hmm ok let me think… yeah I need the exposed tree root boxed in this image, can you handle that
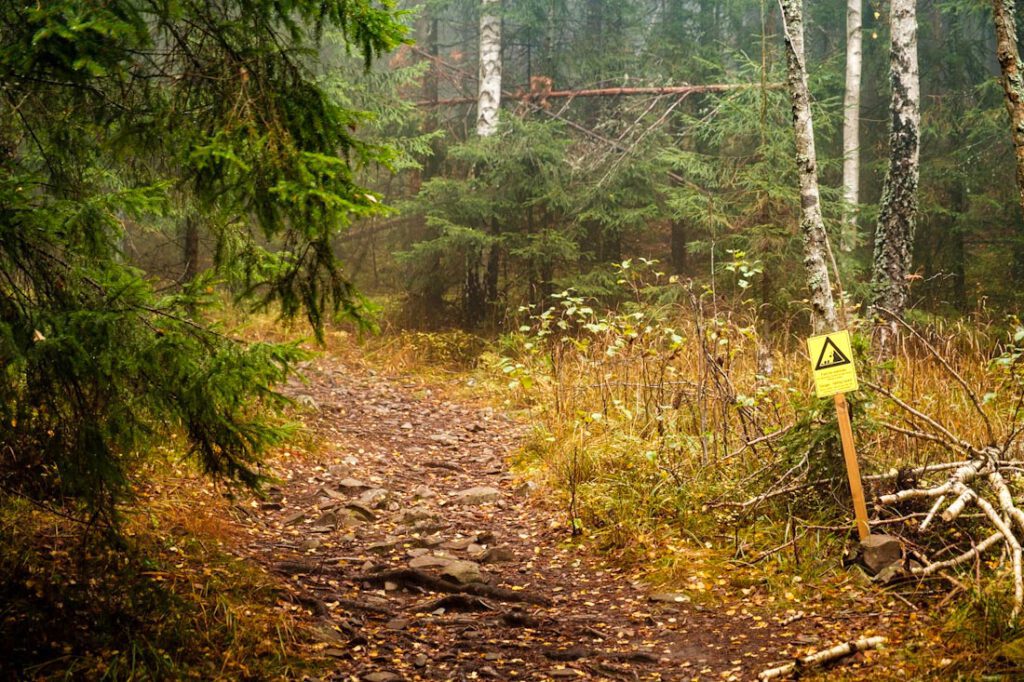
[352,568,551,605]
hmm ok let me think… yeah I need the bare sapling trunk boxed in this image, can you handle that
[477,0,502,137]
[182,214,199,282]
[871,0,920,352]
[777,0,839,334]
[992,0,1024,217]
[841,0,863,251]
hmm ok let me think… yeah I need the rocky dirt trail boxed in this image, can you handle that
[233,357,895,681]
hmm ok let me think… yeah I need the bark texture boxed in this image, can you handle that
[871,0,920,345]
[993,0,1024,217]
[477,0,502,137]
[182,214,199,282]
[777,0,839,334]
[841,0,863,251]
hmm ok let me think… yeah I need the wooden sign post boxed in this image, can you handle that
[807,330,870,541]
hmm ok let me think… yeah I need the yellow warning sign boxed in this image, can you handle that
[807,330,858,397]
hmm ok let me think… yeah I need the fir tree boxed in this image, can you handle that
[0,0,406,521]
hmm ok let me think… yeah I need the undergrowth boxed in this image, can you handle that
[0,457,322,680]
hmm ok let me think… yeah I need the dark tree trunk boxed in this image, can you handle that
[670,220,688,274]
[485,245,500,312]
[182,215,199,283]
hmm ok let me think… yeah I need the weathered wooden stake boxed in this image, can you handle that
[834,392,870,541]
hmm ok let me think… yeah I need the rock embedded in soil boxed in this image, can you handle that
[440,559,484,585]
[476,546,515,563]
[399,506,436,525]
[336,477,371,492]
[409,555,451,569]
[362,673,401,682]
[345,502,377,522]
[411,485,437,500]
[451,486,502,505]
[359,488,390,509]
[860,534,903,575]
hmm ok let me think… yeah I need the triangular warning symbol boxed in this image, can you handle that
[815,337,851,370]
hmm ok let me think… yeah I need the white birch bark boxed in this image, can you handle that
[777,0,839,334]
[841,0,863,252]
[871,0,920,348]
[477,0,502,137]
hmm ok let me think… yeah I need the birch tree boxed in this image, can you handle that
[992,0,1024,217]
[841,0,863,252]
[871,0,920,346]
[777,0,839,334]
[477,0,502,137]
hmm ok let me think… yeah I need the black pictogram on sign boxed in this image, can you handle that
[815,337,852,370]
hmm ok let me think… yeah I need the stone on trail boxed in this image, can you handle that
[399,506,436,525]
[368,536,404,554]
[336,477,371,492]
[362,673,401,682]
[411,485,437,500]
[359,488,390,509]
[440,559,484,585]
[440,537,475,551]
[451,486,502,505]
[476,546,515,563]
[429,433,459,446]
[860,534,903,575]
[475,530,498,544]
[345,502,377,522]
[409,555,451,569]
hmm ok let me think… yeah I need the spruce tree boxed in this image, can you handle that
[0,0,405,521]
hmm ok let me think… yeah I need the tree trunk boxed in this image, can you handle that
[470,0,503,326]
[670,219,688,274]
[182,214,200,283]
[477,0,502,137]
[993,0,1024,218]
[777,0,839,334]
[841,0,863,251]
[871,0,920,348]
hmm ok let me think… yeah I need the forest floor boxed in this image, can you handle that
[230,354,922,681]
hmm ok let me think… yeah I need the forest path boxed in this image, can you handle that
[236,357,887,681]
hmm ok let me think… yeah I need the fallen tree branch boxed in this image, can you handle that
[911,532,1003,577]
[757,635,886,680]
[877,460,986,505]
[414,83,777,106]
